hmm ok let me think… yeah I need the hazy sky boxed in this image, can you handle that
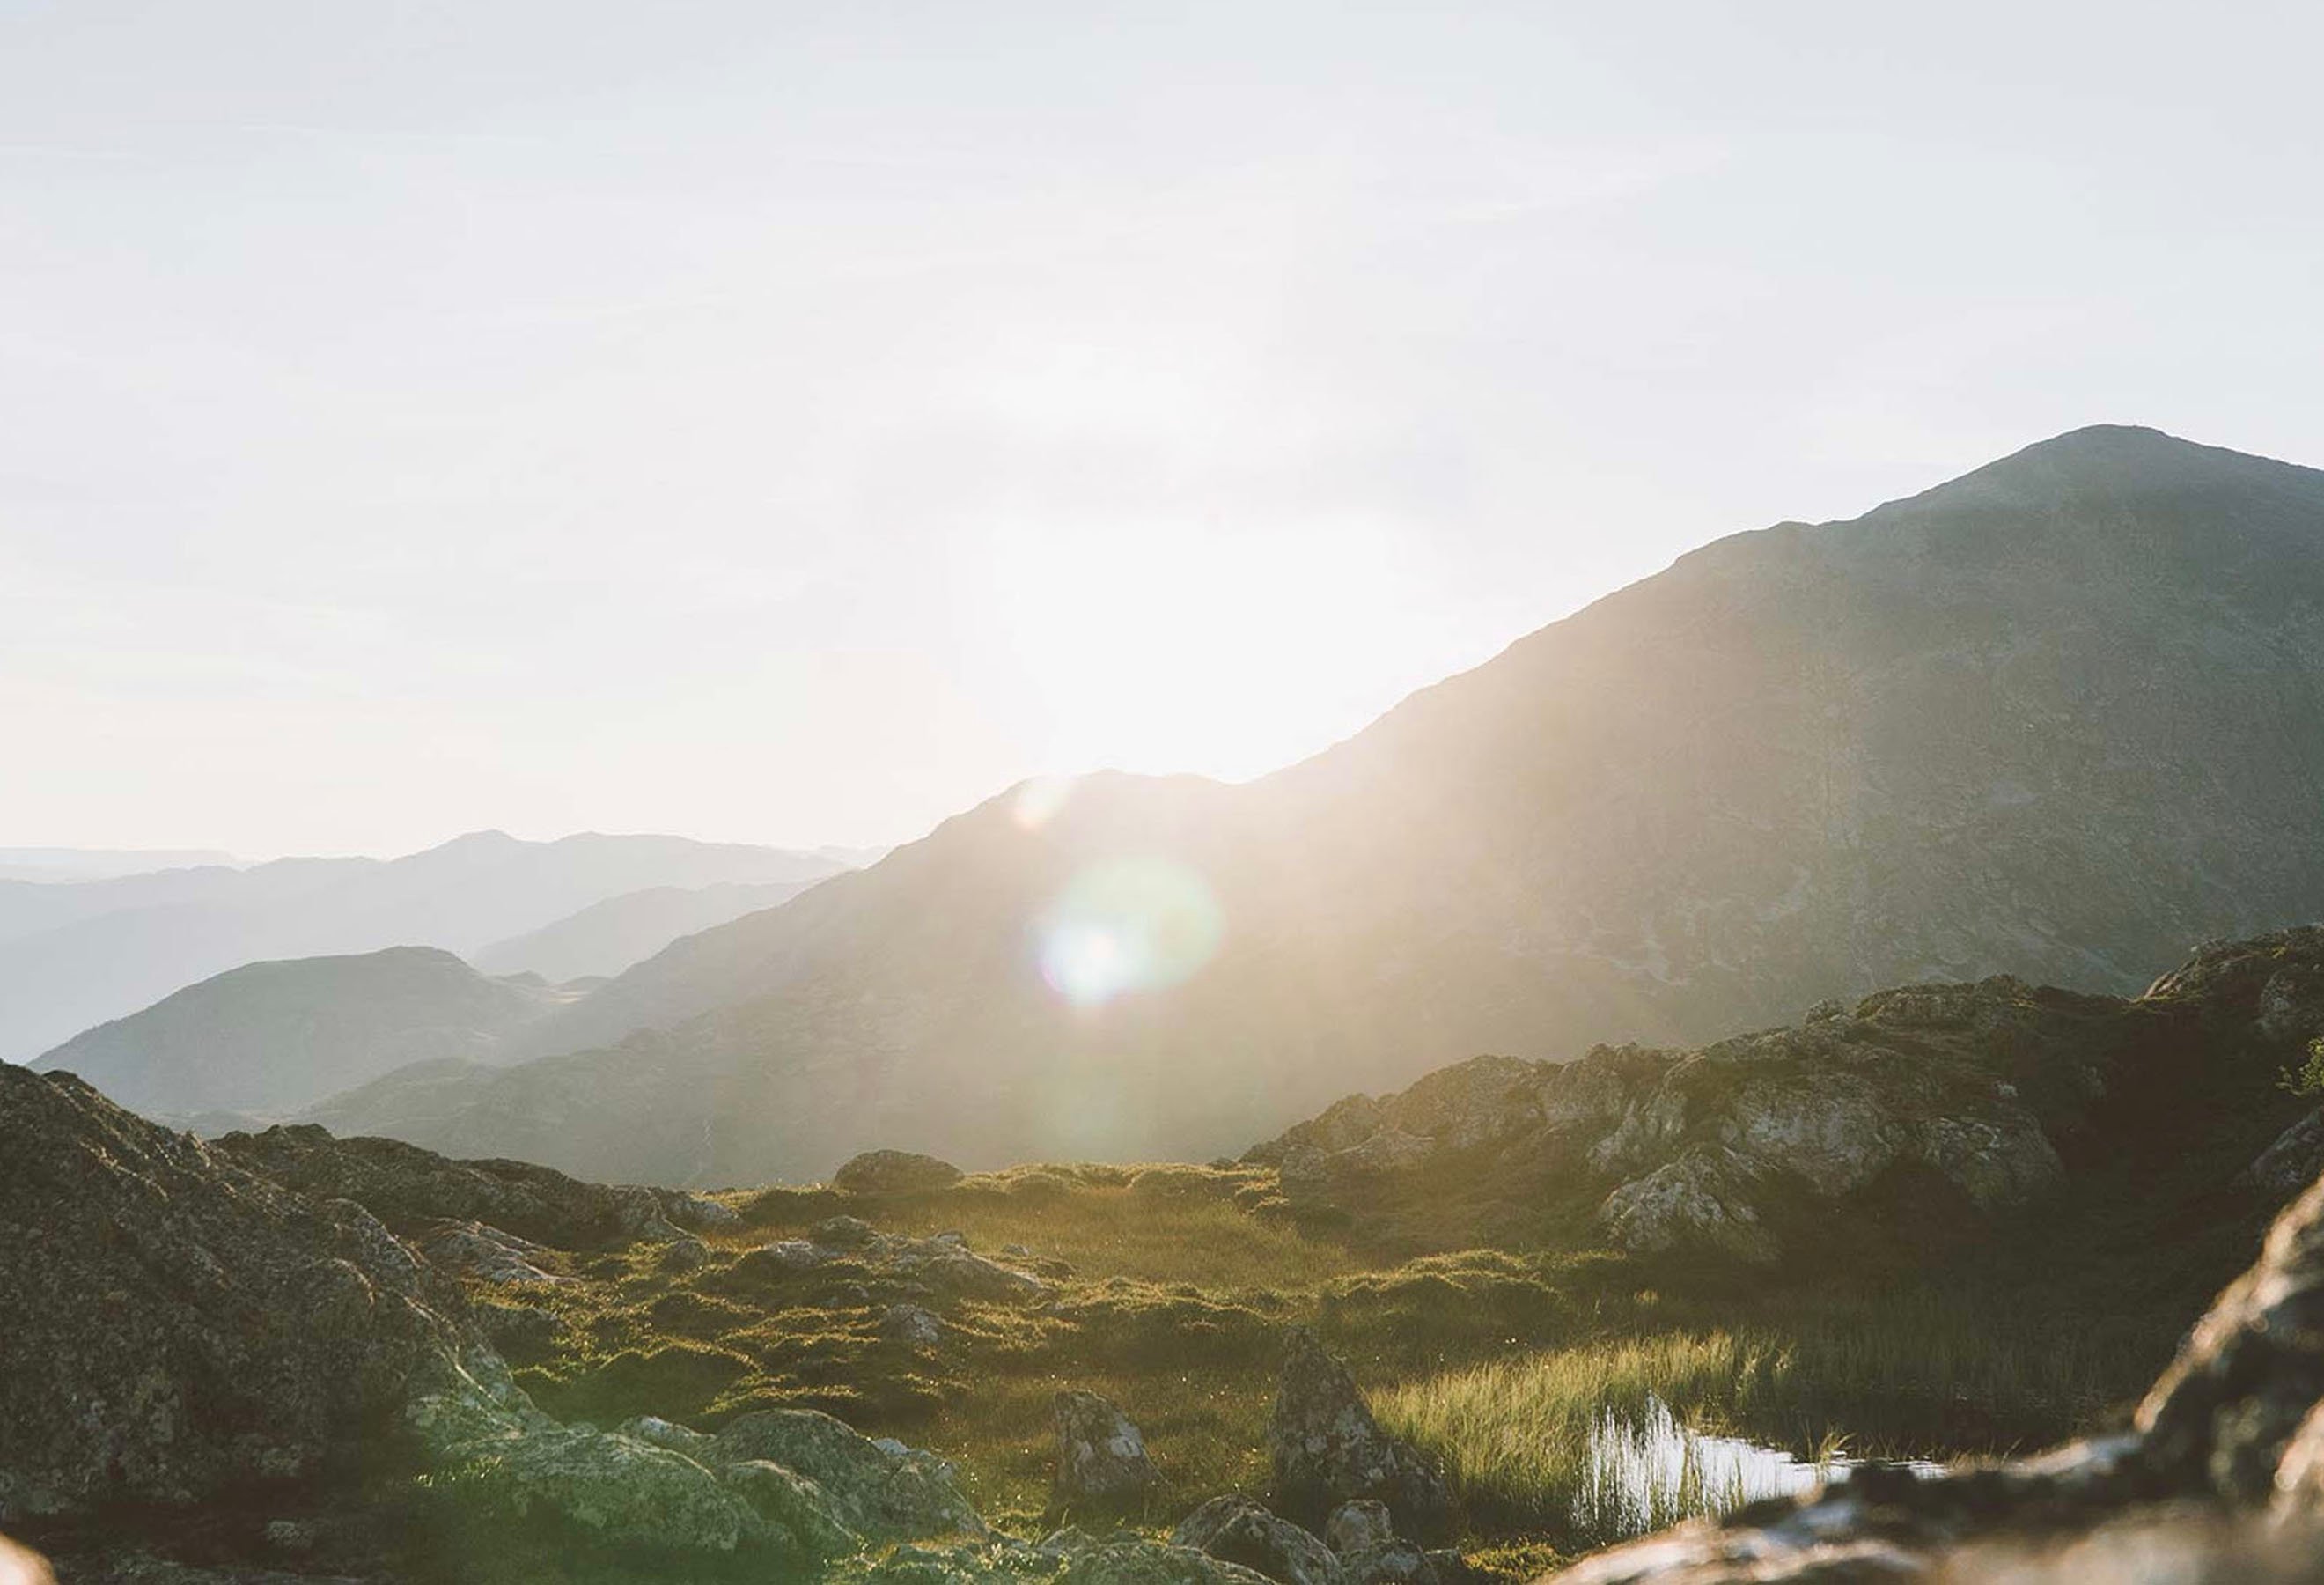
[4,1,2320,858]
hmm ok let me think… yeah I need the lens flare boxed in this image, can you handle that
[1036,856,1224,1009]
[1011,774,1077,830]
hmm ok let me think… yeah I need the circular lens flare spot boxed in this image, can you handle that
[1037,857,1224,1009]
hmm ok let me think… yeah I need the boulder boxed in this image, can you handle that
[0,1067,485,1522]
[1051,1391,1160,1516]
[1269,1331,1450,1540]
[710,1408,986,1541]
[834,1150,966,1197]
[2243,1108,2324,1199]
[1171,1496,1341,1585]
[1323,1502,1394,1555]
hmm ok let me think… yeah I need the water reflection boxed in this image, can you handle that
[1577,1393,1940,1539]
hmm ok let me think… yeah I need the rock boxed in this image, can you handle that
[834,1150,966,1197]
[1051,1391,1159,1516]
[1269,1330,1450,1541]
[424,1421,766,1554]
[2259,965,2324,1043]
[472,1298,563,1358]
[0,1067,486,1522]
[710,1408,986,1541]
[414,1218,570,1284]
[658,1234,713,1273]
[1595,1146,1779,1265]
[2242,1108,2324,1198]
[1803,997,1848,1022]
[1247,966,2126,1261]
[813,1214,886,1250]
[884,1304,945,1347]
[1336,1542,1437,1585]
[1323,1501,1395,1555]
[211,1124,725,1248]
[1171,1496,1341,1585]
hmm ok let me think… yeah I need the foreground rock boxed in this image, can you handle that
[0,1065,997,1580]
[1250,929,2324,1264]
[0,1066,483,1522]
[1549,1166,2324,1581]
[1173,1496,1340,1585]
[212,1122,733,1248]
[1052,1391,1160,1518]
[1270,1330,1451,1541]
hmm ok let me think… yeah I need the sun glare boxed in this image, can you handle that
[1035,855,1225,1009]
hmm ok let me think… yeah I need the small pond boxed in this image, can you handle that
[1576,1392,1944,1538]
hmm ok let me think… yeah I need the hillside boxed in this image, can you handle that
[469,879,824,983]
[314,427,2324,1186]
[32,947,574,1117]
[0,831,852,1062]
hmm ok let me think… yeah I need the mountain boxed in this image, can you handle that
[468,880,826,983]
[0,832,853,1062]
[0,846,242,882]
[31,946,574,1118]
[313,427,2324,1185]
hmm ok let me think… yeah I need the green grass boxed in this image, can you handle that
[474,1166,2210,1563]
[1373,1285,2170,1547]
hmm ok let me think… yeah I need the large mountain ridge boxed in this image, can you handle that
[196,428,2324,1183]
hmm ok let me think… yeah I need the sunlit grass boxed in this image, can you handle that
[494,1170,2190,1560]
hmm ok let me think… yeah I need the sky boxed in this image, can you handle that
[4,1,2320,859]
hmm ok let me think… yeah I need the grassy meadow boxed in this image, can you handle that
[481,1160,2203,1567]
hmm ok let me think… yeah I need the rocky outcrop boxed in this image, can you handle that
[1052,1391,1160,1517]
[0,1066,484,1522]
[1250,931,2324,1264]
[1548,1164,2324,1581]
[1269,1331,1451,1541]
[211,1123,732,1249]
[1173,1496,1341,1585]
[0,1063,1007,1581]
[834,1150,967,1197]
[2243,1108,2324,1198]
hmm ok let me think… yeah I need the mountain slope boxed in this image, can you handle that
[0,832,852,1061]
[468,879,825,983]
[32,946,571,1117]
[319,426,2324,1185]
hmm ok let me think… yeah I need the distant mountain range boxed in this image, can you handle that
[0,846,244,882]
[270,426,2324,1187]
[469,881,824,984]
[0,832,855,1062]
[34,946,569,1119]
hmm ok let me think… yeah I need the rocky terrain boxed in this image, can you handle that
[31,947,578,1120]
[1247,928,2324,1265]
[295,429,2324,1187]
[0,1061,1466,1584]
